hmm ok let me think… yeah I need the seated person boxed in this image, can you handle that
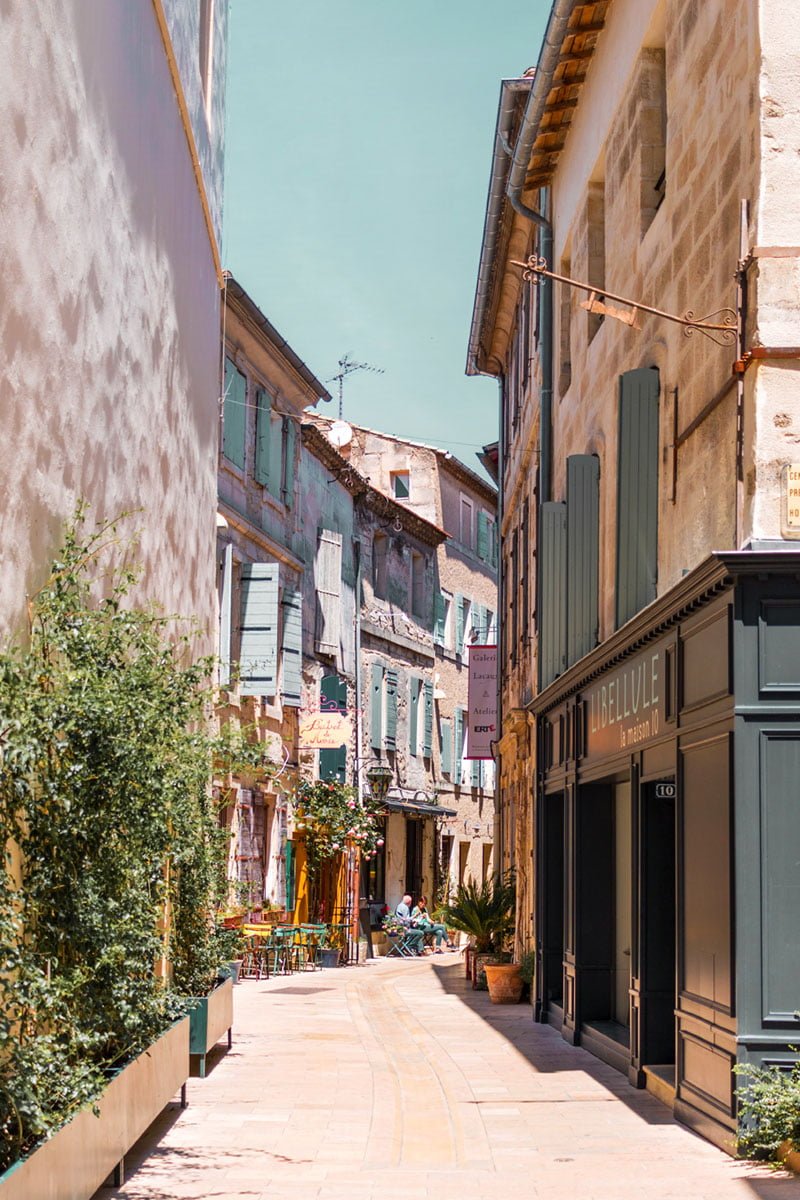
[411,895,449,952]
[395,893,425,955]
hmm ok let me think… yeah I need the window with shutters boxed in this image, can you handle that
[281,416,296,509]
[391,470,410,499]
[455,595,471,657]
[218,542,233,687]
[520,282,531,394]
[409,676,421,756]
[460,496,474,550]
[477,510,496,565]
[315,529,343,656]
[539,502,568,688]
[616,368,659,627]
[370,661,384,752]
[372,533,388,600]
[280,588,303,707]
[319,675,347,782]
[238,562,279,697]
[411,551,425,618]
[521,501,529,650]
[384,669,398,751]
[422,681,433,759]
[440,718,453,777]
[433,589,449,646]
[223,357,247,470]
[566,454,600,666]
[511,528,519,666]
[254,388,272,489]
[454,707,465,786]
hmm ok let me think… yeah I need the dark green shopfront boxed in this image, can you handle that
[531,550,800,1150]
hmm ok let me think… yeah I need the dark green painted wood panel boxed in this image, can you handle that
[223,357,246,469]
[239,562,279,696]
[616,367,659,628]
[385,669,398,750]
[539,502,567,688]
[280,588,303,707]
[255,388,271,486]
[319,674,347,782]
[566,454,599,667]
[370,662,384,751]
[423,681,433,758]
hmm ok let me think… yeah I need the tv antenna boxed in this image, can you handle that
[328,354,384,419]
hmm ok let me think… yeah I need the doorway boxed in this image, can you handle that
[614,782,632,1027]
[405,819,423,899]
[640,780,676,1069]
[542,791,565,1009]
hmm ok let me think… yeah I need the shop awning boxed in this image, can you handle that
[382,797,457,819]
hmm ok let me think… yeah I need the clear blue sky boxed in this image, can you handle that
[223,0,547,474]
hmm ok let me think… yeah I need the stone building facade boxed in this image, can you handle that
[217,277,331,911]
[310,419,499,909]
[468,0,800,1151]
[0,0,228,648]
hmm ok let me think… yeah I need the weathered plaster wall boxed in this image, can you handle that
[0,0,223,645]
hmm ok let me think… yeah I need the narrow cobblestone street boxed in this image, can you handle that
[102,956,798,1200]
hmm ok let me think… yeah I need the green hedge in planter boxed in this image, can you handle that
[0,509,262,1173]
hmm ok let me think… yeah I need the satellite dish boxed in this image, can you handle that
[328,420,353,449]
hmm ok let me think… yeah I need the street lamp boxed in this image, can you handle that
[365,762,393,803]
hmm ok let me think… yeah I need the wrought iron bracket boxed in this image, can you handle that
[512,256,738,346]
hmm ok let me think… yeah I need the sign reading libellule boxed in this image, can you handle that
[466,644,498,760]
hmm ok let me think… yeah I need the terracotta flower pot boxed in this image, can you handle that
[484,963,523,1004]
[778,1140,800,1173]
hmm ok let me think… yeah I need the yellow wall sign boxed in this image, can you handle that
[783,463,800,539]
[298,711,352,750]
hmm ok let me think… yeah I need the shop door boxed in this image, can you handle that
[640,780,676,1066]
[614,782,632,1027]
[541,791,565,1009]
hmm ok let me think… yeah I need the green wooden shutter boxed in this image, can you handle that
[455,595,465,655]
[268,411,283,500]
[319,674,347,782]
[285,839,296,910]
[370,662,384,751]
[539,502,567,689]
[385,669,398,750]
[441,719,452,776]
[282,416,296,508]
[409,676,421,755]
[280,587,302,707]
[223,358,246,469]
[477,511,489,561]
[315,529,343,656]
[219,542,233,687]
[454,707,464,785]
[486,608,495,644]
[255,389,271,486]
[566,454,600,667]
[239,562,279,696]
[423,681,433,758]
[434,591,446,645]
[616,367,659,628]
[471,758,481,788]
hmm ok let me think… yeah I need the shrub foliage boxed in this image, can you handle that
[0,510,236,1171]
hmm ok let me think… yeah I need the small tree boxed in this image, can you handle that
[440,875,515,954]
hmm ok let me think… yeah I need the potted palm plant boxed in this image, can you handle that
[441,875,517,998]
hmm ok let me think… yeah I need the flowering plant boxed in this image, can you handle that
[382,914,407,937]
[292,778,383,878]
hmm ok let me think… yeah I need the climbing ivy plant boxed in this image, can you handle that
[0,508,260,1172]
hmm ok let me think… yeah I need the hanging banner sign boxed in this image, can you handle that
[298,711,352,750]
[466,644,498,760]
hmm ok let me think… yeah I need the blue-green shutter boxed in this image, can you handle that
[489,519,498,569]
[223,358,246,469]
[616,367,659,628]
[566,454,600,667]
[486,609,495,644]
[454,707,464,785]
[423,681,433,758]
[441,719,452,776]
[409,676,421,755]
[539,502,567,689]
[285,839,296,910]
[239,562,279,696]
[268,411,283,500]
[280,588,302,707]
[477,511,489,561]
[255,389,271,486]
[434,592,446,645]
[385,669,398,750]
[219,542,233,687]
[471,758,481,788]
[370,662,384,751]
[282,416,296,508]
[319,674,347,782]
[455,595,465,655]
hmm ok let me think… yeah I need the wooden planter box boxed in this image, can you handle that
[0,1016,190,1200]
[188,974,233,1077]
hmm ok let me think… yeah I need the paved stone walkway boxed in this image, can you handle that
[101,955,799,1200]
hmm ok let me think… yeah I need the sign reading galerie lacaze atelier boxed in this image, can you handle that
[584,644,667,760]
[467,645,497,760]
